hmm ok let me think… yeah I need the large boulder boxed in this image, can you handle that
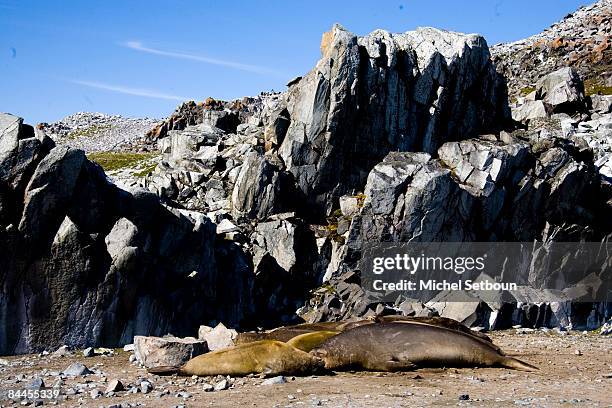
[279,25,509,215]
[231,151,289,220]
[535,67,586,113]
[134,336,208,368]
[511,100,550,123]
[197,323,238,351]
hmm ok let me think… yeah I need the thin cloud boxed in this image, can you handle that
[122,41,283,76]
[69,79,191,101]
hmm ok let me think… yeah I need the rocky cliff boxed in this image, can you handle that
[1,14,611,354]
[0,113,254,354]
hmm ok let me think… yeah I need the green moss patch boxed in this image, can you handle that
[519,86,536,97]
[87,152,158,172]
[584,78,612,96]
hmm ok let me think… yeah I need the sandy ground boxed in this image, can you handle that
[0,330,610,408]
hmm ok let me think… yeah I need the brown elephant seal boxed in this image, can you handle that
[148,340,325,377]
[375,315,492,342]
[311,323,537,372]
[286,330,340,352]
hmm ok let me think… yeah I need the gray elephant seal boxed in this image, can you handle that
[311,322,537,372]
[375,315,492,342]
[148,340,325,377]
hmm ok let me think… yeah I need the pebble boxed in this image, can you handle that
[62,362,93,376]
[27,377,45,389]
[90,389,102,399]
[202,383,214,392]
[214,379,229,391]
[140,380,153,394]
[83,347,95,357]
[459,394,470,401]
[52,345,71,357]
[262,376,286,385]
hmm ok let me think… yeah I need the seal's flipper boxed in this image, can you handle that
[383,358,417,372]
[147,365,181,376]
[364,355,417,372]
[501,357,539,372]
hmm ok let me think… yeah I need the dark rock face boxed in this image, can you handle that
[231,152,287,221]
[351,134,605,246]
[299,130,611,327]
[0,113,257,354]
[279,25,510,216]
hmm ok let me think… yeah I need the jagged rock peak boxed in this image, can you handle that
[280,24,509,216]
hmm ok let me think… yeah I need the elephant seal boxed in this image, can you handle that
[148,340,325,377]
[375,315,492,342]
[286,330,340,352]
[311,323,537,372]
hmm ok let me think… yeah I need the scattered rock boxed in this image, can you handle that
[26,378,45,390]
[90,389,102,399]
[176,391,192,399]
[133,336,208,368]
[105,379,124,393]
[262,376,287,385]
[62,363,93,376]
[511,100,549,123]
[197,323,238,351]
[140,380,153,394]
[214,379,229,391]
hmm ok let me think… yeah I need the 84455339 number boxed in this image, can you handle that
[3,388,61,400]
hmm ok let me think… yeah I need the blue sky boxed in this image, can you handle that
[1,0,589,123]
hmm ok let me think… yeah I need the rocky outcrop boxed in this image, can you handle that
[298,124,611,327]
[491,0,611,99]
[0,113,260,355]
[38,112,159,153]
[279,25,509,216]
[511,67,587,123]
[145,96,276,141]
